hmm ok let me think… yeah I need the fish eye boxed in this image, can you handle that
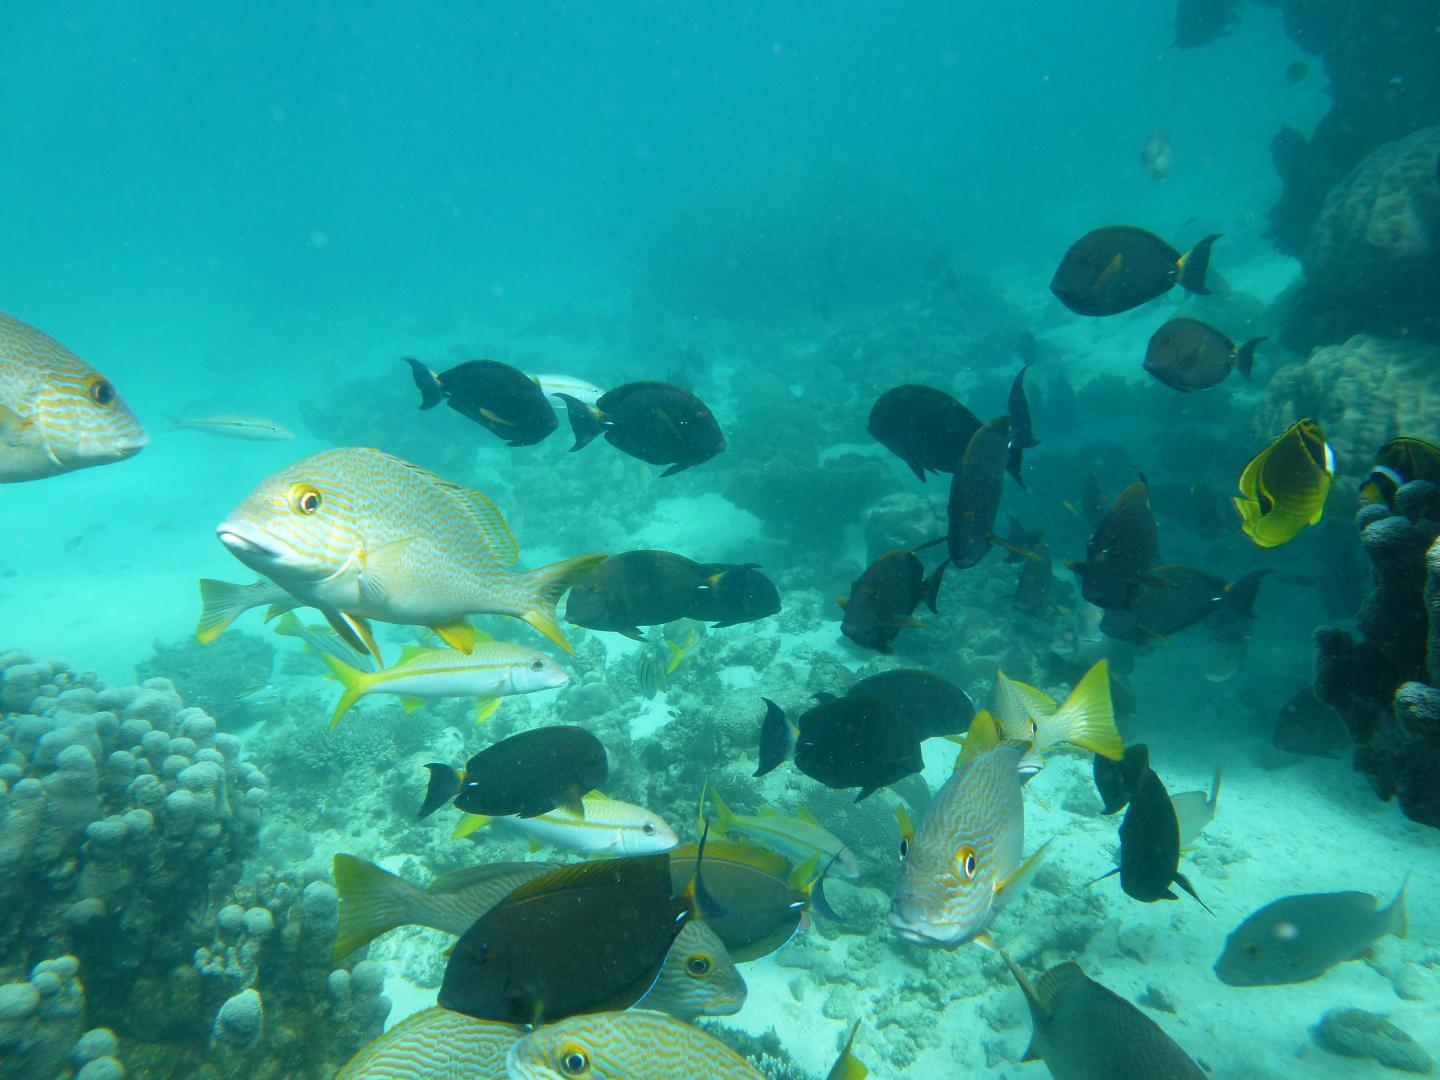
[529,659,545,672]
[899,838,910,858]
[955,845,977,881]
[558,1044,590,1075]
[87,376,116,406]
[290,484,322,515]
[1243,942,1262,957]
[686,954,712,977]
[641,822,656,835]
[1028,718,1038,737]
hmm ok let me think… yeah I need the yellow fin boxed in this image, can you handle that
[474,697,500,724]
[397,644,430,663]
[795,805,821,826]
[431,620,475,653]
[479,407,515,426]
[318,652,371,729]
[836,595,849,610]
[995,839,1051,907]
[521,553,607,655]
[1052,659,1121,760]
[704,784,734,835]
[825,1021,869,1080]
[399,696,426,714]
[451,813,493,840]
[896,804,915,849]
[789,851,822,891]
[331,854,422,961]
[959,709,1001,765]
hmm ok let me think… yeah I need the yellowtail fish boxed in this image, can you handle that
[195,577,299,644]
[990,659,1121,778]
[0,310,147,483]
[270,610,374,672]
[636,621,702,698]
[452,791,679,855]
[317,640,568,728]
[1171,765,1222,849]
[890,711,1046,948]
[1234,418,1333,547]
[337,1005,521,1079]
[533,373,604,409]
[704,785,860,880]
[165,414,294,440]
[505,1010,869,1080]
[216,447,605,655]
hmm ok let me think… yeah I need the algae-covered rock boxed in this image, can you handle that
[1312,1008,1434,1073]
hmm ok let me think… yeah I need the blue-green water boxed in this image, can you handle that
[2,3,1437,1078]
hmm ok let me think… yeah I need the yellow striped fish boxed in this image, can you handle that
[634,919,747,1019]
[990,659,1121,778]
[889,711,1047,948]
[0,310,147,483]
[451,791,678,855]
[336,1005,520,1079]
[216,447,605,654]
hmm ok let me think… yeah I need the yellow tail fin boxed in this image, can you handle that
[452,813,494,839]
[331,854,425,961]
[196,579,254,644]
[826,1020,869,1080]
[1053,659,1121,760]
[318,652,370,729]
[705,784,736,838]
[521,553,608,654]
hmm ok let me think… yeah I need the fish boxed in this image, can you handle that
[756,695,924,802]
[420,725,608,820]
[1001,954,1205,1080]
[557,381,725,476]
[1067,478,1160,611]
[1149,480,1229,541]
[0,309,148,483]
[990,659,1121,777]
[216,447,605,656]
[1360,436,1440,508]
[867,384,983,482]
[320,641,568,728]
[844,668,975,741]
[437,848,719,1024]
[1141,127,1173,181]
[1214,880,1407,986]
[704,785,860,880]
[165,414,295,440]
[1093,743,1150,815]
[405,357,557,447]
[838,549,939,653]
[1272,685,1351,758]
[336,1005,522,1079]
[890,711,1044,948]
[1234,418,1334,547]
[942,415,1013,571]
[1002,516,1044,565]
[565,550,717,640]
[1174,0,1242,48]
[1099,565,1267,645]
[532,373,604,409]
[1143,318,1264,392]
[1095,766,1208,909]
[1050,227,1219,317]
[685,563,781,629]
[666,841,814,962]
[451,791,679,855]
[632,919,748,1020]
[635,649,667,699]
[195,577,300,644]
[1170,766,1222,849]
[1006,368,1039,487]
[270,610,375,672]
[1013,532,1054,616]
[1284,59,1309,83]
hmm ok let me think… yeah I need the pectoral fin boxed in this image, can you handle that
[432,620,477,653]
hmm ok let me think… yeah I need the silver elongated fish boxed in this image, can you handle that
[890,711,1045,948]
[166,414,294,440]
[533,373,604,409]
[0,310,147,483]
[451,791,678,855]
[336,1005,520,1079]
[216,447,605,655]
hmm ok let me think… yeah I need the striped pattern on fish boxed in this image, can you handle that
[505,1010,767,1079]
[336,1005,519,1079]
[451,792,679,854]
[0,310,147,483]
[634,920,747,1019]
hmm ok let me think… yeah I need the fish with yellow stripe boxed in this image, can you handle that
[0,310,147,483]
[890,710,1047,948]
[451,791,679,855]
[989,659,1122,778]
[336,1005,520,1079]
[1234,418,1334,548]
[216,447,605,656]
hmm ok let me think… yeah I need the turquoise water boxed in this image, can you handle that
[2,3,1437,1078]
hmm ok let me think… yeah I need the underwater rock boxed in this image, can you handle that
[1312,1008,1434,1074]
[0,955,87,1080]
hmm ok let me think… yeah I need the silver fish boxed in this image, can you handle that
[337,1005,520,1079]
[166,414,294,440]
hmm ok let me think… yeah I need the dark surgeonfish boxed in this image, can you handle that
[1092,743,1150,816]
[1272,685,1351,758]
[1002,953,1205,1080]
[1067,479,1160,611]
[666,841,812,962]
[1360,436,1440,508]
[844,668,975,741]
[405,357,557,446]
[1006,368,1039,487]
[1234,418,1334,548]
[756,695,924,801]
[565,550,717,640]
[1143,317,1264,392]
[1215,881,1407,986]
[1096,766,1208,909]
[1174,0,1242,49]
[420,725,609,820]
[1149,480,1229,541]
[685,563,780,629]
[867,384,983,482]
[1050,226,1219,317]
[1099,565,1268,644]
[948,416,1012,568]
[558,381,725,476]
[839,549,939,654]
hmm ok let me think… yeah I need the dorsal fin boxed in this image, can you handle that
[959,709,1001,765]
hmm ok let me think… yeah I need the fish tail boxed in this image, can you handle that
[196,578,258,645]
[755,698,796,777]
[705,784,736,837]
[520,553,608,654]
[451,812,494,840]
[1235,337,1265,378]
[331,853,427,961]
[555,392,603,451]
[404,357,447,410]
[1385,872,1409,939]
[828,1021,870,1080]
[1208,764,1223,812]
[318,651,371,729]
[418,763,464,820]
[1054,659,1122,760]
[922,558,949,614]
[1175,233,1221,296]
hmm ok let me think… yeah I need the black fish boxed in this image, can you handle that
[1003,516,1044,565]
[839,549,938,654]
[867,385,983,482]
[405,357,557,446]
[420,725,609,820]
[944,415,1012,570]
[845,668,975,741]
[1143,317,1264,392]
[1006,367,1039,486]
[1174,0,1242,49]
[666,841,810,963]
[559,381,725,476]
[1050,227,1218,317]
[1068,478,1160,611]
[1273,685,1351,759]
[1093,743,1150,815]
[1149,480,1228,541]
[1360,437,1440,508]
[685,563,780,629]
[1097,766,1209,909]
[755,695,923,801]
[565,550,717,640]
[1100,564,1244,644]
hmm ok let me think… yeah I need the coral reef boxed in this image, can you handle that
[1313,484,1440,827]
[136,631,275,732]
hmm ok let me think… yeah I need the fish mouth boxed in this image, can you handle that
[887,907,964,948]
[217,522,282,561]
